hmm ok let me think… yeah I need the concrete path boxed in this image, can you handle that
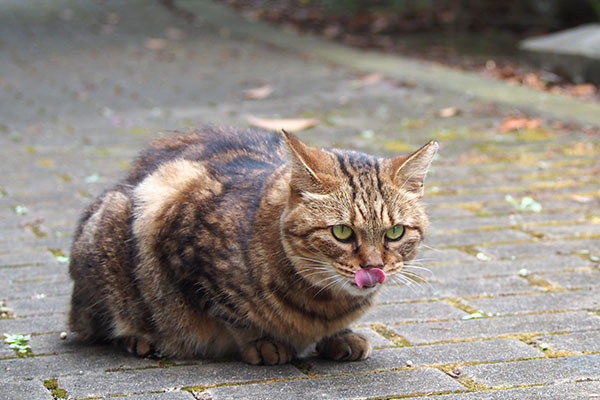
[1,1,599,399]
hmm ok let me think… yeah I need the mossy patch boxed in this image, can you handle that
[44,378,68,399]
[370,323,411,346]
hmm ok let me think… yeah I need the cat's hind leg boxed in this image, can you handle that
[115,335,154,357]
[227,327,296,365]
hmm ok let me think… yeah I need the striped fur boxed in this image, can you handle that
[68,127,437,364]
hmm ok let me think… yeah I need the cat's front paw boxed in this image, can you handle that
[316,329,371,361]
[241,339,295,365]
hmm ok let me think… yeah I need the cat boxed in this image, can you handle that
[68,127,438,365]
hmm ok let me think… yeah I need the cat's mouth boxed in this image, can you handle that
[354,268,386,289]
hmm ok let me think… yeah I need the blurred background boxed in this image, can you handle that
[218,0,600,98]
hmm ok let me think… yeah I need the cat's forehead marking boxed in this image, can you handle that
[331,150,393,234]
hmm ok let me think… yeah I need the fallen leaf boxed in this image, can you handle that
[359,73,384,86]
[569,194,593,204]
[438,107,460,118]
[165,27,186,40]
[498,117,541,133]
[571,83,597,97]
[243,84,273,100]
[246,115,318,132]
[145,38,168,50]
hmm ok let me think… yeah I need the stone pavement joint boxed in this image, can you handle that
[0,0,599,399]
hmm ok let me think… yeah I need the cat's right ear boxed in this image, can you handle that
[281,130,338,193]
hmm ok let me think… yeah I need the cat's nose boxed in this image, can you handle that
[360,248,384,269]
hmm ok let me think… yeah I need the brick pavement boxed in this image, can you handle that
[1,1,599,399]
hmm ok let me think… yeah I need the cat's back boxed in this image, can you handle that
[126,127,288,187]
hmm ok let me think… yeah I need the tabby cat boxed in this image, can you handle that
[68,127,437,365]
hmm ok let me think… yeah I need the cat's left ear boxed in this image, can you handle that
[387,140,438,197]
[281,130,338,193]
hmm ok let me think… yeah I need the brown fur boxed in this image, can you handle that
[68,127,438,364]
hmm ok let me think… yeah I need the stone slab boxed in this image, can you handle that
[543,270,600,289]
[464,289,600,315]
[380,275,541,303]
[1,278,72,300]
[0,252,55,268]
[1,347,155,380]
[5,295,70,317]
[392,311,600,344]
[357,301,467,324]
[0,379,54,400]
[402,380,600,399]
[121,392,196,400]
[59,362,304,399]
[426,229,532,248]
[425,255,590,281]
[538,331,600,353]
[0,315,67,336]
[207,369,465,400]
[475,240,600,261]
[308,339,542,375]
[351,327,395,348]
[461,355,600,387]
[520,23,600,85]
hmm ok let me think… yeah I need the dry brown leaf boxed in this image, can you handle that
[498,117,541,133]
[571,83,597,97]
[569,194,593,204]
[438,107,460,118]
[145,38,167,50]
[166,28,186,40]
[243,85,273,100]
[359,73,384,86]
[246,115,318,132]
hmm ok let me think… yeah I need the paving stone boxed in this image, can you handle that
[358,301,467,324]
[461,355,600,387]
[0,251,55,268]
[1,347,156,381]
[59,362,304,399]
[0,315,67,335]
[6,295,70,317]
[392,311,600,344]
[351,327,395,348]
[540,223,600,239]
[464,289,600,315]
[380,275,541,303]
[308,339,542,375]
[402,380,600,399]
[1,278,73,300]
[417,248,476,264]
[538,331,600,353]
[543,270,600,289]
[0,263,67,283]
[0,379,54,400]
[475,239,600,260]
[430,212,585,234]
[425,255,589,281]
[117,392,196,400]
[426,229,532,248]
[207,369,465,400]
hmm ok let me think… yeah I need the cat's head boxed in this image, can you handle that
[280,131,438,297]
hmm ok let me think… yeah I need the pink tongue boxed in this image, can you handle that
[355,268,386,289]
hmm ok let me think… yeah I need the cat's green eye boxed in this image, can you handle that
[332,225,354,241]
[385,225,405,241]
